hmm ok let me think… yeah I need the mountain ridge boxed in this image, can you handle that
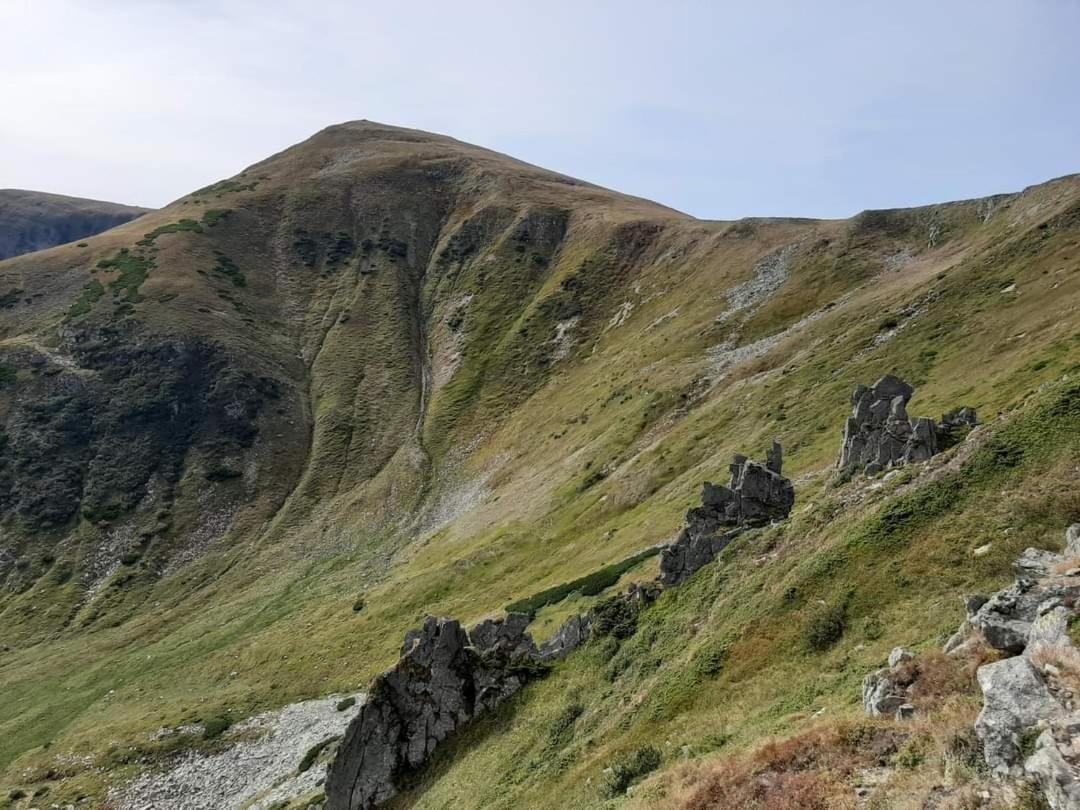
[0,122,1078,809]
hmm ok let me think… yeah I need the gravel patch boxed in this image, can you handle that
[113,693,364,810]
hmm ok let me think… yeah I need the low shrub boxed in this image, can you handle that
[600,745,661,797]
[804,601,847,651]
[505,546,660,615]
[336,697,356,712]
[298,736,339,773]
[202,715,231,739]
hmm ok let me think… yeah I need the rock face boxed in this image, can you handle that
[660,442,794,586]
[325,583,661,810]
[966,554,1080,656]
[955,525,1080,807]
[325,616,543,810]
[837,375,976,473]
[976,655,1060,777]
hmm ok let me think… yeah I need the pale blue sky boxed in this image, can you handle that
[2,0,1077,218]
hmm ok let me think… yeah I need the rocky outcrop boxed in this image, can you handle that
[976,655,1061,777]
[838,375,976,473]
[960,549,1080,656]
[325,616,545,810]
[660,442,794,586]
[955,525,1080,807]
[325,582,662,810]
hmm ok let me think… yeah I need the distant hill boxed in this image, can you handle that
[0,188,149,260]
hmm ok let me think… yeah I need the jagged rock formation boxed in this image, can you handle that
[0,188,148,260]
[326,584,660,810]
[325,615,544,810]
[838,375,976,473]
[947,525,1080,807]
[660,442,794,586]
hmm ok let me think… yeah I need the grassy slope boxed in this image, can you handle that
[0,123,1078,806]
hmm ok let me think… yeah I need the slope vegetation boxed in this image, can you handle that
[0,122,1078,808]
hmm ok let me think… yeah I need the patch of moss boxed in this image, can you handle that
[66,278,105,318]
[211,254,246,288]
[96,249,153,304]
[136,219,203,247]
[202,716,231,739]
[505,546,659,615]
[297,736,339,773]
[0,288,23,309]
[200,209,232,228]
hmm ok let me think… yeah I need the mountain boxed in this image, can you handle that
[0,189,149,260]
[0,121,1078,809]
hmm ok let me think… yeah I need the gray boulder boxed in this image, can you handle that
[537,614,592,662]
[863,667,908,718]
[862,647,919,718]
[975,655,1061,777]
[970,571,1080,655]
[1066,524,1080,557]
[1025,716,1080,810]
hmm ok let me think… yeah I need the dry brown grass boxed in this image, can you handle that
[646,647,1008,810]
[648,721,901,810]
[1051,555,1080,575]
[1030,641,1080,694]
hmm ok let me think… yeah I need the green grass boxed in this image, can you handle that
[211,253,246,287]
[0,288,23,309]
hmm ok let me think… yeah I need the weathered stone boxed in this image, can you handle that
[895,703,916,721]
[326,617,545,810]
[468,612,537,660]
[1066,524,1080,557]
[660,443,794,586]
[863,667,908,718]
[1025,715,1080,810]
[537,614,592,662]
[975,655,1061,778]
[971,574,1080,655]
[888,646,914,668]
[838,375,974,473]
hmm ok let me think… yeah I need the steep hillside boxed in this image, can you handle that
[0,122,1078,809]
[0,189,148,260]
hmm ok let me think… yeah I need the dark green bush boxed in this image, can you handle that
[505,546,659,615]
[599,745,661,797]
[804,601,847,651]
[298,736,339,773]
[202,715,231,739]
[336,697,356,712]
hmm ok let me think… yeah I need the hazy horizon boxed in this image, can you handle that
[3,0,1078,219]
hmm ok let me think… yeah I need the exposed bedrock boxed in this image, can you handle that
[660,441,794,586]
[837,374,976,474]
[325,585,660,809]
